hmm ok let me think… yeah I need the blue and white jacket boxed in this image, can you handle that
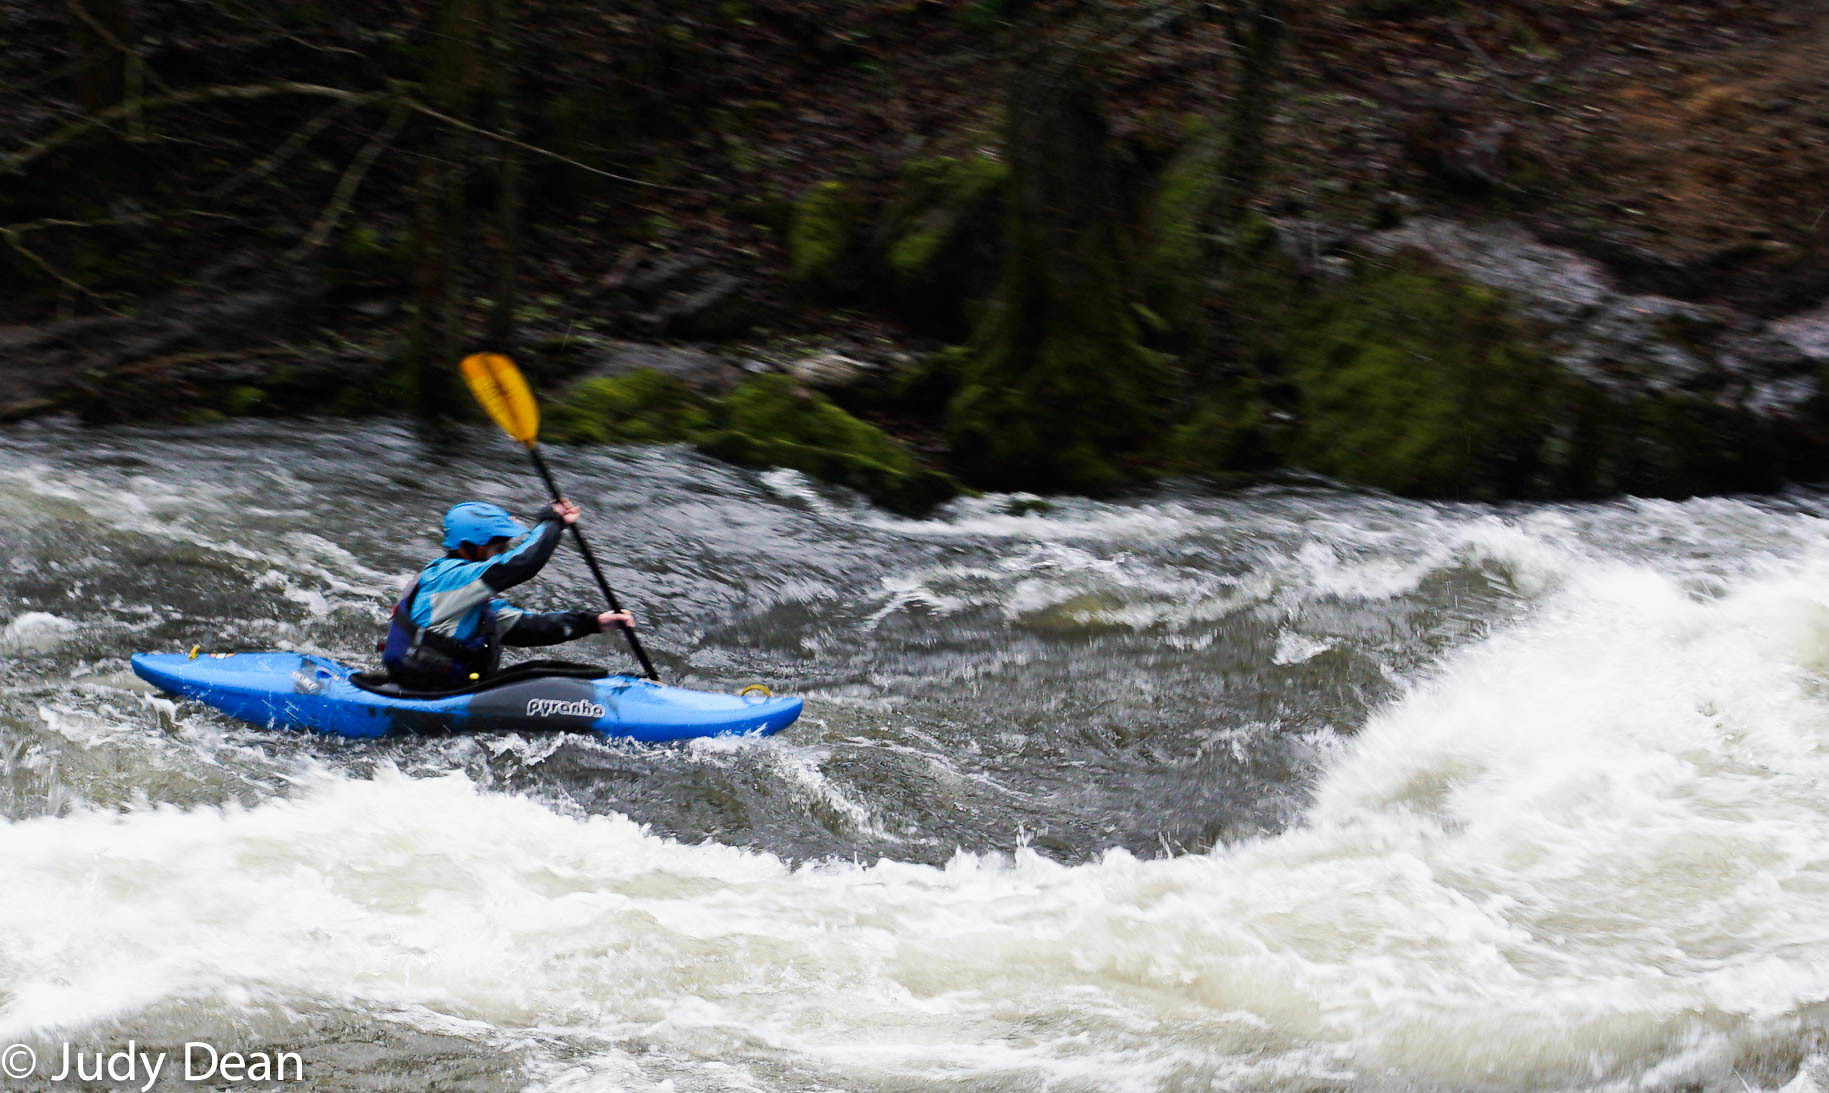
[382,514,602,686]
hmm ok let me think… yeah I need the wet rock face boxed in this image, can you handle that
[1360,217,1822,417]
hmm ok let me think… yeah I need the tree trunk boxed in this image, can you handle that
[944,33,1163,492]
[484,0,520,353]
[1184,0,1288,382]
[64,0,133,116]
[407,0,485,417]
[1215,0,1286,234]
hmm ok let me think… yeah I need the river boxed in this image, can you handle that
[4,417,1829,1092]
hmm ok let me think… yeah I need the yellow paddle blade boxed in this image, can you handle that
[460,352,539,447]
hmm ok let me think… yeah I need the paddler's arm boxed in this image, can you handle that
[479,507,567,592]
[495,603,637,646]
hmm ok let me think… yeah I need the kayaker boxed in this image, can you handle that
[381,499,635,690]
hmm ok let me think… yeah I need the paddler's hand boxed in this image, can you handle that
[550,499,582,525]
[598,610,635,632]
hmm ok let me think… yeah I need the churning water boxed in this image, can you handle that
[5,417,1829,1092]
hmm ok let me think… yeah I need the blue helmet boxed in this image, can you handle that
[442,501,528,550]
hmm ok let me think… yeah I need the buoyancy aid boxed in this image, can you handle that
[381,576,502,686]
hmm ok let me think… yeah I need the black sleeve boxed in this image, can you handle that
[481,514,563,592]
[500,610,603,647]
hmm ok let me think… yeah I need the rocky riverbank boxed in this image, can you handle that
[4,0,1826,508]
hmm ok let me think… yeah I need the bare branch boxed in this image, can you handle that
[2,82,379,176]
[209,97,362,199]
[3,209,242,235]
[0,226,123,313]
[289,104,410,258]
[1448,16,1535,80]
[398,98,702,193]
[63,0,160,87]
[3,80,691,195]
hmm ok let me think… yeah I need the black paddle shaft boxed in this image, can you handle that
[527,446,660,681]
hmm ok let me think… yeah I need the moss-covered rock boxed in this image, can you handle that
[701,374,961,514]
[880,154,1008,337]
[1255,247,1785,499]
[221,384,268,416]
[1166,376,1280,482]
[1281,253,1563,497]
[788,180,861,297]
[544,369,713,445]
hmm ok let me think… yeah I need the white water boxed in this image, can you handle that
[8,422,1829,1090]
[7,543,1829,1090]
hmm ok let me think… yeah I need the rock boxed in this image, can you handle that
[0,260,332,421]
[1771,301,1829,365]
[353,298,398,320]
[598,251,706,297]
[545,369,711,446]
[0,398,59,422]
[1369,190,1420,229]
[624,253,710,296]
[569,340,750,397]
[1360,217,1818,413]
[594,251,765,342]
[785,350,877,392]
[1316,255,1353,281]
[700,373,962,514]
[655,272,755,340]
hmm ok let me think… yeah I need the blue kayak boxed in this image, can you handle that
[131,652,801,742]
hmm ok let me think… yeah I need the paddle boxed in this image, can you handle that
[460,351,661,682]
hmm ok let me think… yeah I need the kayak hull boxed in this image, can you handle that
[130,652,800,742]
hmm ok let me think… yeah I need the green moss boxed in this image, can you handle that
[788,180,860,294]
[888,225,948,282]
[1280,253,1560,497]
[944,186,1167,494]
[1141,116,1221,332]
[955,0,1008,33]
[701,374,961,514]
[545,370,713,445]
[945,314,1167,495]
[1166,377,1278,481]
[640,212,680,242]
[905,154,1008,210]
[221,385,268,417]
[331,363,411,417]
[880,154,1008,336]
[333,224,413,285]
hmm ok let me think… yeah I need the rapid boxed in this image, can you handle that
[5,416,1829,1092]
